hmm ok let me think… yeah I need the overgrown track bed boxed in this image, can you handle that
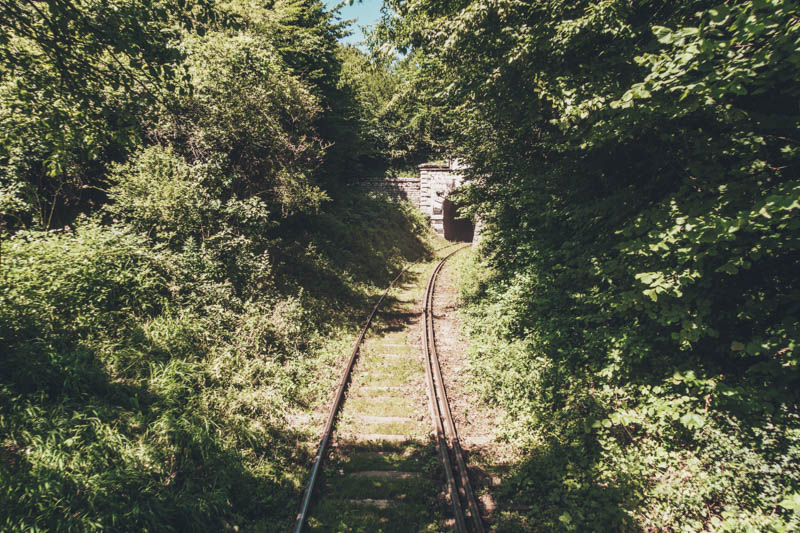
[294,243,464,532]
[422,246,484,533]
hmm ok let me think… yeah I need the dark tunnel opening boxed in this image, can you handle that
[442,198,474,242]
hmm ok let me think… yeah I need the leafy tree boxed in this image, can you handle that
[151,30,328,218]
[334,43,439,173]
[384,0,800,529]
[0,0,222,228]
[0,0,439,530]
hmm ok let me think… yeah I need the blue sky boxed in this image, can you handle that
[324,0,385,46]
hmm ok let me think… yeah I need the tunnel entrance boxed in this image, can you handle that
[442,198,475,242]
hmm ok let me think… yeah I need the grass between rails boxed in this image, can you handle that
[0,193,435,532]
[306,243,453,532]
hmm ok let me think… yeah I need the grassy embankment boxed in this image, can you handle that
[457,247,799,532]
[1,193,434,531]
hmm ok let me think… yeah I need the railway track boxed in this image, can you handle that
[422,246,485,533]
[294,243,481,532]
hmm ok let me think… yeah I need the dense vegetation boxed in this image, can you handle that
[4,0,799,530]
[382,0,800,530]
[0,0,433,530]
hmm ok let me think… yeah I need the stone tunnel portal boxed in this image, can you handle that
[442,197,474,242]
[359,160,481,245]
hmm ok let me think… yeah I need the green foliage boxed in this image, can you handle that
[387,0,800,530]
[219,0,380,181]
[0,223,307,531]
[154,29,328,217]
[335,44,445,170]
[0,0,436,529]
[333,45,397,173]
[285,192,431,287]
[0,193,432,530]
[0,0,349,230]
[0,0,220,228]
[108,146,212,241]
[1,223,166,363]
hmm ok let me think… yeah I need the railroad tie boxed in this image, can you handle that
[349,470,420,479]
[346,433,421,443]
[355,415,419,424]
[347,499,399,509]
[358,385,405,392]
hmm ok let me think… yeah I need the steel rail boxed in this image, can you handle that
[293,241,464,532]
[422,245,485,533]
[422,247,468,533]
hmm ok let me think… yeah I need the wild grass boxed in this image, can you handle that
[0,192,433,531]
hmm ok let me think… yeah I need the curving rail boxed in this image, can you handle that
[293,242,463,532]
[422,245,485,533]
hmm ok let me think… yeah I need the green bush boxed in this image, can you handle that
[107,146,212,243]
[385,0,800,530]
[1,189,434,531]
[460,252,800,531]
[0,222,302,531]
[154,30,328,218]
[0,223,167,344]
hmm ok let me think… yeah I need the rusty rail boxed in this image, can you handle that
[293,241,463,532]
[422,245,485,533]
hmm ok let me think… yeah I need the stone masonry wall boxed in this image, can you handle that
[418,163,464,235]
[359,177,421,206]
[359,161,480,243]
